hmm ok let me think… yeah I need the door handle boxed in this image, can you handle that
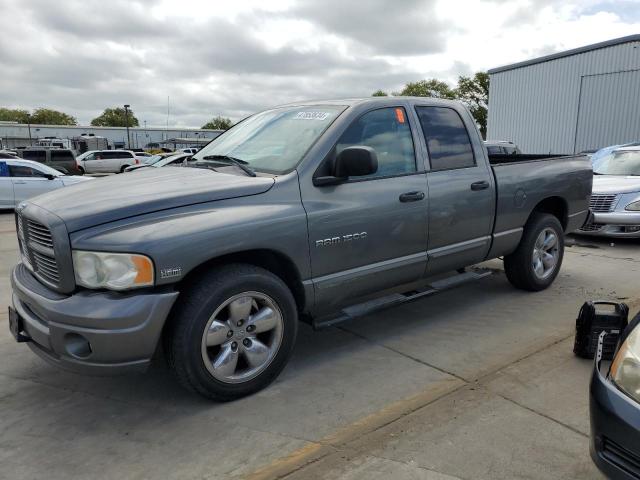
[399,191,425,203]
[13,181,26,184]
[470,181,490,191]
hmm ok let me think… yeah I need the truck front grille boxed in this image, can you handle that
[16,212,60,287]
[590,194,618,213]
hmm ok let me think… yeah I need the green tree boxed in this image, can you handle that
[455,72,489,138]
[0,108,31,123]
[30,108,77,125]
[394,79,456,99]
[91,107,140,127]
[371,90,388,97]
[202,116,233,130]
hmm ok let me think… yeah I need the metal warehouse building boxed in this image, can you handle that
[487,35,640,154]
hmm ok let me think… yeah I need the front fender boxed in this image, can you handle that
[69,178,311,287]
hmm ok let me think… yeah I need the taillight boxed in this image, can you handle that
[135,159,139,164]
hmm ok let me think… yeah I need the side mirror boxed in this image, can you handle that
[44,173,56,180]
[314,146,378,186]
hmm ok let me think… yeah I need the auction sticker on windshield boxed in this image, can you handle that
[294,111,331,120]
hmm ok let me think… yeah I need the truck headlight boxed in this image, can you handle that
[72,251,154,290]
[626,200,640,211]
[610,325,640,403]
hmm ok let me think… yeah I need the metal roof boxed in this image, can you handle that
[488,34,640,74]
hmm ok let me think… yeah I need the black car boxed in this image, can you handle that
[591,312,640,479]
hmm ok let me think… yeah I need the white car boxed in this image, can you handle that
[0,158,94,209]
[76,150,140,174]
[179,148,200,155]
[579,146,640,237]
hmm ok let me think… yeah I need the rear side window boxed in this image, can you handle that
[416,107,475,170]
[51,150,74,162]
[22,150,46,162]
[336,107,416,178]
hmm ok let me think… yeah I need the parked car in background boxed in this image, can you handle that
[76,150,139,174]
[8,97,592,400]
[0,151,19,159]
[19,148,81,175]
[124,153,192,172]
[579,146,640,237]
[179,148,200,155]
[590,312,640,479]
[484,140,522,155]
[590,142,640,165]
[0,158,93,209]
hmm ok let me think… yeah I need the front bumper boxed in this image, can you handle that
[590,360,640,479]
[11,263,179,375]
[579,211,640,238]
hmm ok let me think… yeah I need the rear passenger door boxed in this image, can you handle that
[415,105,495,275]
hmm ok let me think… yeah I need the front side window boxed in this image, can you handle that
[22,150,46,162]
[193,105,344,174]
[336,107,416,178]
[416,107,475,171]
[9,165,44,177]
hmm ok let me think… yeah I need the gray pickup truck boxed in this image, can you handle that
[9,98,592,400]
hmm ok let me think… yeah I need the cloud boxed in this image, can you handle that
[0,0,639,127]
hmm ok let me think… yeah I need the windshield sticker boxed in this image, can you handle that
[294,111,331,120]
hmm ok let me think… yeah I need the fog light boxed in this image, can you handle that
[64,333,92,359]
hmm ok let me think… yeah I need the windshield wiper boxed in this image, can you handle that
[201,155,256,177]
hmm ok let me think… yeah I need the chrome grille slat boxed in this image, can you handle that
[17,215,60,287]
[589,194,618,213]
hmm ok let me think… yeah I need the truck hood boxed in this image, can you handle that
[593,175,640,195]
[29,167,275,232]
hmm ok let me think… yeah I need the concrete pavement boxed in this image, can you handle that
[0,210,638,479]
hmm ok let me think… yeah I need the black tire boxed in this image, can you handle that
[77,166,85,175]
[504,213,564,291]
[165,264,298,401]
[120,165,130,173]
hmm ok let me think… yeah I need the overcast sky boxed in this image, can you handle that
[1,0,639,127]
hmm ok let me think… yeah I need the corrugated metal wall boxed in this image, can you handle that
[487,41,640,154]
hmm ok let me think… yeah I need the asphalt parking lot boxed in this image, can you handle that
[1,210,639,480]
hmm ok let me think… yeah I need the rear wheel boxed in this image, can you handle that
[166,264,298,401]
[504,213,564,291]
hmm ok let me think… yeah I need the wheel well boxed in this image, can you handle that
[177,250,306,313]
[530,197,568,230]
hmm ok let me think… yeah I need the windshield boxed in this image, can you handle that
[192,105,345,174]
[155,154,187,167]
[593,150,640,176]
[144,154,163,165]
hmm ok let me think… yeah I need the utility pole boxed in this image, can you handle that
[124,104,131,149]
[27,114,32,146]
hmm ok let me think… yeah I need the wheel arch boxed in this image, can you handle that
[528,196,568,231]
[175,249,306,314]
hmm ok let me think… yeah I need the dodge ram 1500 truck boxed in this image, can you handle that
[9,98,592,400]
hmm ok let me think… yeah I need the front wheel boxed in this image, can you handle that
[166,264,298,401]
[504,213,564,291]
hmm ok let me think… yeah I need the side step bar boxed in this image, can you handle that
[311,268,492,330]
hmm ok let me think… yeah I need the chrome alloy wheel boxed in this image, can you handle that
[532,227,560,280]
[200,292,284,384]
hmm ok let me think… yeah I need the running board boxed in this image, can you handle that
[311,268,492,330]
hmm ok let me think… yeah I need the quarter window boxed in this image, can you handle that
[336,107,416,178]
[416,107,475,170]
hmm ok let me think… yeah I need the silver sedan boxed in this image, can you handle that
[579,146,640,237]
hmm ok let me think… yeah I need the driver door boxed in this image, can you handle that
[301,106,429,315]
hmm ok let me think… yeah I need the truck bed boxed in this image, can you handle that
[488,153,586,165]
[486,153,592,259]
